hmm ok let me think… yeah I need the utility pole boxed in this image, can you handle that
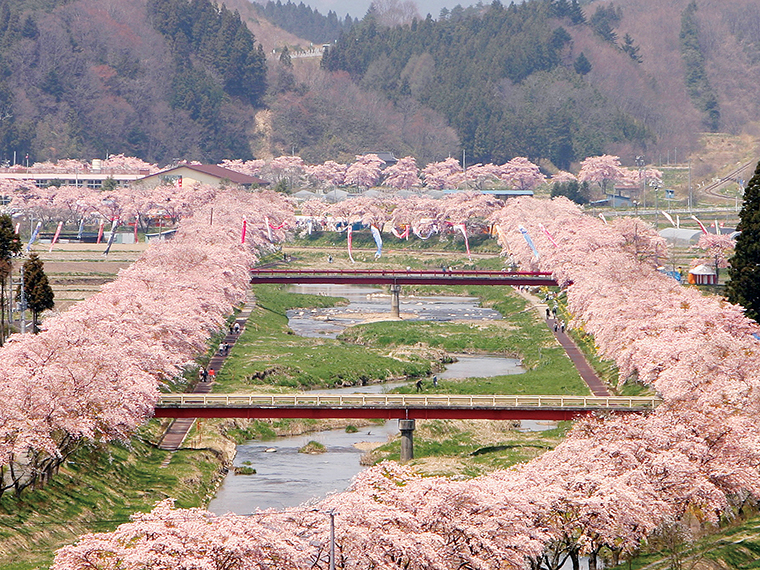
[688,159,692,212]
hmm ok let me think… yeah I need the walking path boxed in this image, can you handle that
[515,289,610,397]
[158,292,257,454]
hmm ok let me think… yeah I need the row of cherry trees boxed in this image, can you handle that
[222,153,662,193]
[0,187,293,498]
[49,195,760,569]
[2,154,661,195]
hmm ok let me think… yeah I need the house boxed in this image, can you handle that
[137,164,269,189]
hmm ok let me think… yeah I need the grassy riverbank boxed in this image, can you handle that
[213,285,431,390]
[0,422,225,570]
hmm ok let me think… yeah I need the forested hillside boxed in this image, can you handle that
[251,0,355,44]
[0,0,759,169]
[0,0,267,164]
[322,0,652,168]
[319,0,760,169]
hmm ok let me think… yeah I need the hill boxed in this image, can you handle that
[319,0,760,169]
[0,0,758,169]
[0,0,267,164]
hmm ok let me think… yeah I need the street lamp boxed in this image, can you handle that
[312,509,337,570]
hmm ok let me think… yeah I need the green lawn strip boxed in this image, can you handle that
[0,421,222,570]
[367,420,573,477]
[214,285,430,391]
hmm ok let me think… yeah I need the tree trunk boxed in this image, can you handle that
[589,550,598,570]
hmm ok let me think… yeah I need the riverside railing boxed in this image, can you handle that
[157,393,662,410]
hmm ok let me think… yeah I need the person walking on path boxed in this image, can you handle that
[208,368,216,382]
[416,379,423,392]
[433,376,438,388]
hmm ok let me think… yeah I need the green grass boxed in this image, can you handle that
[214,285,430,390]
[0,422,223,569]
[367,420,573,477]
[340,285,588,395]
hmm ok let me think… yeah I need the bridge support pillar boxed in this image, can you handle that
[390,284,401,318]
[399,418,415,462]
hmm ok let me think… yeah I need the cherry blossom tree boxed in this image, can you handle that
[692,233,735,280]
[550,171,577,184]
[578,155,630,197]
[265,155,306,189]
[499,157,545,191]
[344,154,384,189]
[219,159,266,177]
[101,154,159,174]
[305,160,347,188]
[382,156,420,190]
[421,157,462,190]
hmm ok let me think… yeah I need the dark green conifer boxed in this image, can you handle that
[0,213,21,344]
[20,253,54,334]
[727,161,760,321]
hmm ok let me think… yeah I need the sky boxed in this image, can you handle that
[297,0,473,20]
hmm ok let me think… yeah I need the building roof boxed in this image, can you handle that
[147,164,269,186]
[690,264,716,275]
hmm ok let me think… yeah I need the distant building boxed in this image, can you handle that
[659,228,704,246]
[372,152,398,167]
[478,189,535,200]
[0,164,145,189]
[137,164,269,189]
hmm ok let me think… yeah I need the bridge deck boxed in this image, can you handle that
[250,269,559,287]
[154,394,662,421]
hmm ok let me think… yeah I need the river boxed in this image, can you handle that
[208,284,548,515]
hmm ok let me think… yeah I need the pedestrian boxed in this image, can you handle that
[433,376,438,388]
[552,307,557,318]
[416,379,423,392]
[223,342,230,356]
[561,322,565,333]
[218,342,225,356]
[199,367,208,383]
[554,323,558,332]
[233,322,241,334]
[328,254,333,263]
[208,368,216,382]
[545,307,550,319]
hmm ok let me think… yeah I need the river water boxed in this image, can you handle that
[208,284,544,515]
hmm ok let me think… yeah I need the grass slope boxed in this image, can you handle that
[0,423,223,570]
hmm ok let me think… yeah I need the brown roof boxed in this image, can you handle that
[152,164,269,186]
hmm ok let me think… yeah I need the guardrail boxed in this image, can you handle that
[157,393,662,409]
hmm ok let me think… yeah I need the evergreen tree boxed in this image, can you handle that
[20,252,54,334]
[727,160,760,321]
[574,52,592,75]
[0,213,21,344]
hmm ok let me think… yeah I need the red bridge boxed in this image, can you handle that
[250,269,559,287]
[155,394,661,461]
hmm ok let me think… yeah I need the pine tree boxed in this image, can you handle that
[0,213,21,344]
[20,252,54,334]
[727,160,760,321]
